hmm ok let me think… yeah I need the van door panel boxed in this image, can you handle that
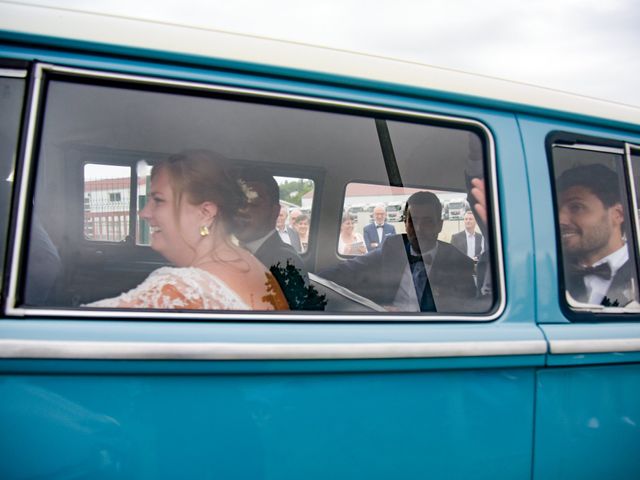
[518,115,640,479]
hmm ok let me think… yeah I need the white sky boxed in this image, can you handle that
[17,0,640,106]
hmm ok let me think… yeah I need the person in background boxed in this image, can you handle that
[234,167,320,310]
[276,205,302,252]
[293,213,310,253]
[557,163,637,307]
[338,213,367,255]
[363,203,396,251]
[88,150,288,310]
[451,210,483,262]
[320,191,476,312]
[289,208,302,229]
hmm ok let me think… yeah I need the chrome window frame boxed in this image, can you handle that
[5,62,506,321]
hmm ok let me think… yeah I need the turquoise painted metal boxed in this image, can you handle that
[534,364,640,480]
[0,367,537,479]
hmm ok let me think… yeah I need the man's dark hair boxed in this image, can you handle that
[403,191,443,219]
[236,166,280,206]
[557,164,621,207]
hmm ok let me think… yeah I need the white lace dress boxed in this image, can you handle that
[86,267,250,310]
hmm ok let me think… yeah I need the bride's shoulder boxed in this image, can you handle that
[146,266,224,289]
[165,266,249,308]
[86,266,249,310]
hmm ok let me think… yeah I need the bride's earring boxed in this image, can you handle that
[199,217,216,237]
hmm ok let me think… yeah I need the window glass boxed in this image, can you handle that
[83,164,131,242]
[333,122,494,314]
[21,77,495,315]
[0,76,25,292]
[551,145,640,312]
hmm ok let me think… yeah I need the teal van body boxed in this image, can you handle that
[0,3,639,479]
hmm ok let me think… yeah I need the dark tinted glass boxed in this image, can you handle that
[0,76,25,292]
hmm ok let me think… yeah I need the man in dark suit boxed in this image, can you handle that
[320,192,478,313]
[276,205,302,252]
[235,169,309,307]
[362,204,396,251]
[557,164,637,307]
[451,210,483,261]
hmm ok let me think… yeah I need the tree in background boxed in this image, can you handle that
[278,179,314,206]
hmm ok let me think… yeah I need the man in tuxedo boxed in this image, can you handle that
[451,210,483,262]
[276,205,302,252]
[363,204,396,251]
[557,164,637,307]
[235,169,308,303]
[320,192,477,312]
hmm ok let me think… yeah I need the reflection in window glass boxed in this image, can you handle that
[551,146,640,311]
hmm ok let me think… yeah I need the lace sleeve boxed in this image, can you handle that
[86,267,249,310]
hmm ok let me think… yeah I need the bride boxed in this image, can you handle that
[88,150,288,310]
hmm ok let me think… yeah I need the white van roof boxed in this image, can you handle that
[1,1,639,128]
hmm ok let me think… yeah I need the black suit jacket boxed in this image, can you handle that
[319,234,478,313]
[451,230,483,258]
[255,231,307,278]
[253,231,311,309]
[566,259,636,307]
[276,226,302,252]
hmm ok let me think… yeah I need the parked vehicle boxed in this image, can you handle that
[443,199,468,220]
[0,3,639,479]
[386,201,404,222]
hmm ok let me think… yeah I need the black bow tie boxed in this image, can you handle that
[568,262,612,280]
[376,224,384,229]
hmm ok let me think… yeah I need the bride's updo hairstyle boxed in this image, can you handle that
[151,150,246,237]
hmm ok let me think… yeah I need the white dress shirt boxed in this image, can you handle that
[391,243,438,312]
[465,231,476,258]
[584,244,628,304]
[277,227,292,245]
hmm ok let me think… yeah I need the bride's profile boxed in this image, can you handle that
[87,150,288,310]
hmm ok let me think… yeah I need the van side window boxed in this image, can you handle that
[550,144,640,313]
[18,74,497,316]
[0,75,25,293]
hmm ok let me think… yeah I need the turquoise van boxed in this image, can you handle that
[1,2,639,479]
